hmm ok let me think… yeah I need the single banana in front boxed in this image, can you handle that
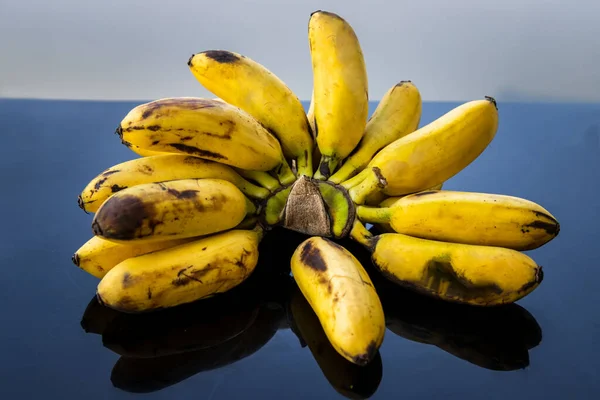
[188,50,314,177]
[97,228,263,312]
[329,81,422,184]
[356,190,560,250]
[73,236,197,279]
[345,97,499,203]
[290,236,385,365]
[91,179,252,243]
[360,232,543,306]
[117,97,296,184]
[79,154,270,213]
[309,11,369,179]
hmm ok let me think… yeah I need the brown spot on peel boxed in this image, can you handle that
[300,241,328,271]
[91,195,151,240]
[203,50,240,63]
[352,341,378,366]
[168,143,227,160]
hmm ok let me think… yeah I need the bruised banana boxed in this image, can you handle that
[73,236,197,279]
[97,228,263,312]
[329,81,422,184]
[92,179,252,243]
[357,190,560,250]
[79,154,270,213]
[344,97,499,203]
[289,285,383,398]
[352,228,543,306]
[309,11,369,179]
[117,97,296,184]
[189,50,314,177]
[291,237,385,365]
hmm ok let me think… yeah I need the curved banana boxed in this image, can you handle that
[330,81,422,183]
[91,179,251,243]
[79,155,270,213]
[97,228,263,312]
[73,235,197,279]
[309,11,369,179]
[234,169,281,192]
[357,190,560,250]
[364,233,543,306]
[290,285,383,398]
[117,97,296,184]
[290,237,385,365]
[345,97,499,203]
[188,50,314,177]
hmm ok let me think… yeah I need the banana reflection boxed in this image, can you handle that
[289,284,383,399]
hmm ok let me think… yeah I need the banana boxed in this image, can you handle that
[91,178,252,243]
[116,97,296,184]
[309,11,369,179]
[79,154,270,213]
[124,142,170,157]
[110,301,281,393]
[357,190,560,250]
[344,97,499,203]
[329,81,422,183]
[234,169,282,192]
[97,228,263,312]
[357,232,543,306]
[290,237,385,365]
[189,50,314,177]
[73,235,197,279]
[289,285,383,398]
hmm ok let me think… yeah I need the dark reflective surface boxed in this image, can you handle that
[1,99,599,399]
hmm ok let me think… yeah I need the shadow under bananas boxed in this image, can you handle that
[79,227,305,393]
[342,234,543,372]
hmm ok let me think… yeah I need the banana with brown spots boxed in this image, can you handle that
[290,236,385,365]
[116,97,296,185]
[97,227,263,312]
[91,178,253,243]
[78,154,270,213]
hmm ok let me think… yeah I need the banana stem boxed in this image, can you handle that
[236,169,281,192]
[245,197,258,215]
[356,206,391,224]
[349,219,375,250]
[276,159,297,186]
[314,155,339,180]
[252,224,266,242]
[349,167,387,205]
[236,179,271,200]
[340,168,370,190]
[296,151,314,178]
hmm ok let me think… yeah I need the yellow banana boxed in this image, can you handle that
[357,190,560,250]
[329,81,422,183]
[116,97,296,184]
[188,50,314,177]
[289,285,383,398]
[345,97,499,203]
[125,142,170,157]
[361,232,543,306]
[79,154,270,213]
[97,228,263,312]
[309,11,369,179]
[234,169,281,192]
[91,179,251,243]
[73,235,197,279]
[290,237,385,365]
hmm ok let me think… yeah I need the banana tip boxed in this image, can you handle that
[77,195,87,213]
[187,54,195,67]
[72,253,80,266]
[536,266,544,284]
[485,96,498,110]
[115,125,123,138]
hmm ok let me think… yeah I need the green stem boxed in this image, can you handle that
[245,197,258,215]
[340,168,370,190]
[356,206,391,224]
[235,169,281,192]
[349,167,387,205]
[276,159,297,186]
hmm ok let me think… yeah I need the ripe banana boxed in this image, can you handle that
[117,97,296,184]
[309,11,369,179]
[97,228,263,312]
[290,237,385,365]
[91,179,252,243]
[188,50,314,177]
[345,97,499,203]
[329,81,422,183]
[289,285,383,398]
[357,190,560,250]
[125,142,170,157]
[362,233,543,306]
[73,235,197,279]
[79,154,270,213]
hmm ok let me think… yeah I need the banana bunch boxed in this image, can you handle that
[72,8,561,382]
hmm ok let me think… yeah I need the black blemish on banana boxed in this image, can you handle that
[140,98,217,120]
[300,241,328,271]
[168,143,228,160]
[202,50,240,64]
[111,184,127,193]
[92,195,152,240]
